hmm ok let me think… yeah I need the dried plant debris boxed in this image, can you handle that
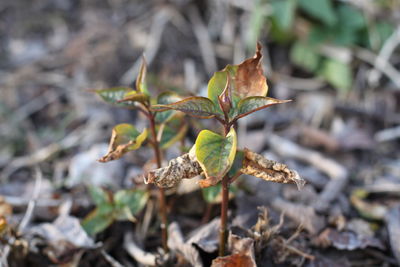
[272,198,325,235]
[385,205,400,265]
[145,148,304,190]
[145,150,202,188]
[241,149,305,190]
[29,215,98,264]
[314,228,385,251]
[168,219,219,266]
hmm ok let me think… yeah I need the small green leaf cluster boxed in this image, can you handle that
[82,186,148,236]
[151,44,290,188]
[92,59,187,163]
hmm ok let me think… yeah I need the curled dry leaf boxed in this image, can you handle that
[241,149,305,190]
[234,42,268,99]
[145,149,202,188]
[98,124,148,163]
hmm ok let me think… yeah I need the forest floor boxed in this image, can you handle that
[0,0,400,266]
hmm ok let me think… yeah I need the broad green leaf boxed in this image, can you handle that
[88,186,111,206]
[271,0,297,31]
[320,59,352,93]
[159,123,188,149]
[114,189,149,220]
[154,92,182,123]
[118,91,149,104]
[235,96,291,120]
[195,128,237,187]
[99,124,148,162]
[82,208,114,236]
[152,97,220,119]
[93,87,136,108]
[298,0,337,26]
[290,41,320,72]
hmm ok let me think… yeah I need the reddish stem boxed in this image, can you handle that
[148,113,169,253]
[219,124,231,256]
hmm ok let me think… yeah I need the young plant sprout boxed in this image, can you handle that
[90,58,188,252]
[146,43,304,256]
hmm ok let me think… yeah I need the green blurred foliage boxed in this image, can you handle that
[249,0,395,93]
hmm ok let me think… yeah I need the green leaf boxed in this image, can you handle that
[202,184,222,203]
[195,128,237,187]
[290,41,320,72]
[271,0,297,31]
[154,92,182,123]
[136,57,150,95]
[118,91,149,104]
[114,189,149,220]
[228,150,245,177]
[159,123,188,149]
[99,124,148,162]
[337,4,365,31]
[320,59,352,93]
[82,208,114,236]
[152,97,221,119]
[202,184,238,204]
[235,96,291,120]
[208,65,238,109]
[88,186,111,206]
[93,87,136,108]
[298,0,337,26]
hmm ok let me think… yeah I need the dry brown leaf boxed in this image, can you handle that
[211,254,255,267]
[240,149,305,189]
[98,125,147,163]
[98,141,135,163]
[145,150,202,188]
[234,42,268,98]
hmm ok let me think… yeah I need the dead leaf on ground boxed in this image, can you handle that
[314,228,385,250]
[272,198,325,235]
[29,215,98,264]
[385,205,400,265]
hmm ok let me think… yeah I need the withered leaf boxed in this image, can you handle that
[98,124,148,163]
[234,42,268,99]
[240,149,305,190]
[145,148,202,188]
[211,254,256,267]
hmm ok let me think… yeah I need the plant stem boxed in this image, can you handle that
[219,124,231,256]
[219,174,229,256]
[148,113,169,253]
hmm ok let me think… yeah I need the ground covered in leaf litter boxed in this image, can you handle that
[1,0,400,266]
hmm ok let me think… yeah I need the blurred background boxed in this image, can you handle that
[1,0,400,266]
